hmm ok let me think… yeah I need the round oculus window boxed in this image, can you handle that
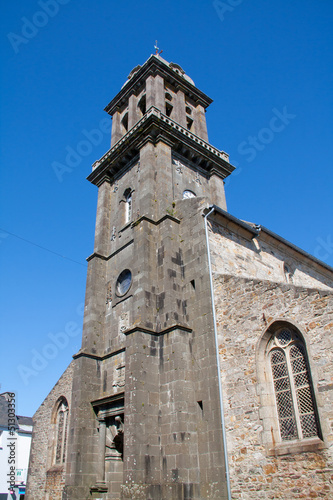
[116,269,132,296]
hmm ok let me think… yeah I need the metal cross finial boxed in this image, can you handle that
[154,40,163,56]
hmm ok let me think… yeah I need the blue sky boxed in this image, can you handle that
[1,0,332,417]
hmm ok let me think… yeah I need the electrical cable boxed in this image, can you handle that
[0,227,87,267]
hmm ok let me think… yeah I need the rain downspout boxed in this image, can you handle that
[204,206,231,500]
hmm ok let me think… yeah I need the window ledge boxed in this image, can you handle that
[268,437,325,456]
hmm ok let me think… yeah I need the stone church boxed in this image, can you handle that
[26,54,333,499]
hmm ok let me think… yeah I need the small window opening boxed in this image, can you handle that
[186,117,194,131]
[138,94,146,116]
[166,102,173,117]
[165,92,173,102]
[284,263,295,284]
[197,401,203,412]
[190,279,196,290]
[124,189,132,223]
[186,106,192,115]
[121,112,128,133]
[183,190,196,199]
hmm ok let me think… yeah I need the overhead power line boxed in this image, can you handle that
[0,228,87,267]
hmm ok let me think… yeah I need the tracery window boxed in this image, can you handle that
[269,327,320,442]
[54,398,69,465]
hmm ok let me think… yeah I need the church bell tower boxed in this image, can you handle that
[64,54,235,500]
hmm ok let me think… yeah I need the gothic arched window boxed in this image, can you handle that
[54,398,69,465]
[268,326,321,442]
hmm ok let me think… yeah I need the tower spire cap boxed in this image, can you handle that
[122,54,195,88]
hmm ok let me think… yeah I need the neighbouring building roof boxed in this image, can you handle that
[0,394,33,431]
[16,415,33,427]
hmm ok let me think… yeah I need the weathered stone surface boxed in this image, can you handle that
[210,213,333,500]
[25,363,74,500]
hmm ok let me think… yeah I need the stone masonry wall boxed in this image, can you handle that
[212,272,333,499]
[209,216,333,499]
[209,220,332,291]
[26,362,74,500]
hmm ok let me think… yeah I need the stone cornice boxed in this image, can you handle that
[91,392,124,409]
[72,321,192,360]
[86,214,180,263]
[133,214,180,226]
[73,347,125,361]
[124,322,192,336]
[88,106,235,186]
[86,252,109,262]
